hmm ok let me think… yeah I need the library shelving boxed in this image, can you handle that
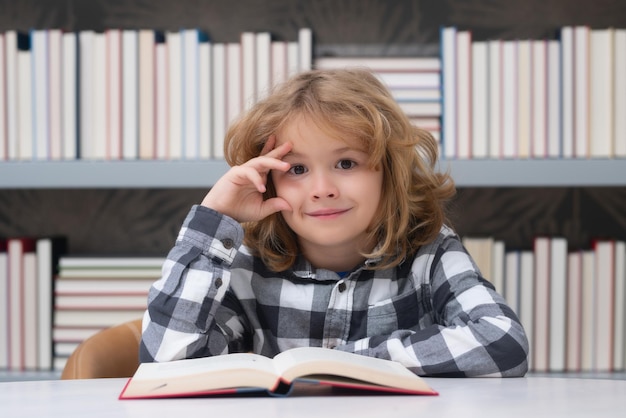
[1,0,626,379]
[1,159,626,189]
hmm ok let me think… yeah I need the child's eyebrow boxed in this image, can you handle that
[284,146,365,158]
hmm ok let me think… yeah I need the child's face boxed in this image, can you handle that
[271,115,383,270]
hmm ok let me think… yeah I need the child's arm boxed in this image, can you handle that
[336,229,529,377]
[139,205,249,362]
[141,138,292,363]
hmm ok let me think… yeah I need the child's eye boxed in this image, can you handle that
[336,159,357,170]
[288,165,307,175]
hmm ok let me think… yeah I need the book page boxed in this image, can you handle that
[122,353,279,398]
[273,347,432,392]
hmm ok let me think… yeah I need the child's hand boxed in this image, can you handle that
[201,136,293,222]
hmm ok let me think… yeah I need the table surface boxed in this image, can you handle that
[1,376,625,418]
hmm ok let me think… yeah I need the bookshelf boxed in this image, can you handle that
[1,159,626,188]
[1,0,626,378]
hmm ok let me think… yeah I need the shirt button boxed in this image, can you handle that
[221,238,234,249]
[215,278,223,288]
[338,282,346,292]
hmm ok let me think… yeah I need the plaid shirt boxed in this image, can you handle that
[140,205,529,377]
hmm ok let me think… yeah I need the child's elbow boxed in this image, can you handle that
[491,323,530,377]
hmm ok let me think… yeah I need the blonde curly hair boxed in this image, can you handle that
[224,68,456,271]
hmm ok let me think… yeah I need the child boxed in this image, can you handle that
[140,68,529,377]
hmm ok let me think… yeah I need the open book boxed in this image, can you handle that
[119,347,438,399]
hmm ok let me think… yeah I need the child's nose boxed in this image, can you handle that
[311,173,339,199]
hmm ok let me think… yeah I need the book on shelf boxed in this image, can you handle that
[78,30,94,160]
[390,88,440,102]
[55,293,148,310]
[106,28,123,160]
[531,39,547,159]
[471,40,488,159]
[31,29,49,161]
[548,237,567,372]
[594,240,616,372]
[48,29,63,160]
[461,236,506,291]
[138,29,155,160]
[501,40,517,159]
[226,42,242,127]
[396,101,441,117]
[615,29,626,158]
[52,255,157,369]
[240,31,256,110]
[546,40,561,159]
[166,30,183,160]
[58,256,164,269]
[517,251,535,367]
[198,33,212,160]
[1,236,66,371]
[438,24,626,161]
[121,29,138,160]
[2,25,626,163]
[0,32,6,161]
[532,237,551,372]
[212,42,226,159]
[154,32,168,159]
[54,308,144,328]
[7,237,37,371]
[314,55,442,125]
[580,250,595,372]
[314,56,441,72]
[376,72,439,90]
[487,39,502,159]
[63,30,78,160]
[271,40,288,87]
[504,251,520,316]
[298,28,312,73]
[22,251,38,370]
[286,41,299,78]
[573,25,590,159]
[92,31,107,160]
[560,26,574,158]
[0,240,7,368]
[566,251,583,371]
[17,32,33,161]
[54,277,156,294]
[255,31,272,102]
[4,31,18,160]
[182,28,204,160]
[455,30,471,159]
[119,347,438,399]
[461,234,625,374]
[440,26,457,160]
[614,241,626,371]
[53,326,106,343]
[54,258,159,291]
[516,39,531,159]
[36,237,68,370]
[589,28,614,158]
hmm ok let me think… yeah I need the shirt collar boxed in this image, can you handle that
[290,252,384,281]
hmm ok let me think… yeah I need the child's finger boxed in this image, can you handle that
[259,135,276,156]
[245,155,291,174]
[263,140,292,160]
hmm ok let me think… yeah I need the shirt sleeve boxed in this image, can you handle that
[139,205,248,363]
[336,230,530,377]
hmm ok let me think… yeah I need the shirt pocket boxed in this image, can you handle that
[364,284,433,336]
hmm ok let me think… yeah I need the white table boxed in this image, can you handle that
[1,376,625,417]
